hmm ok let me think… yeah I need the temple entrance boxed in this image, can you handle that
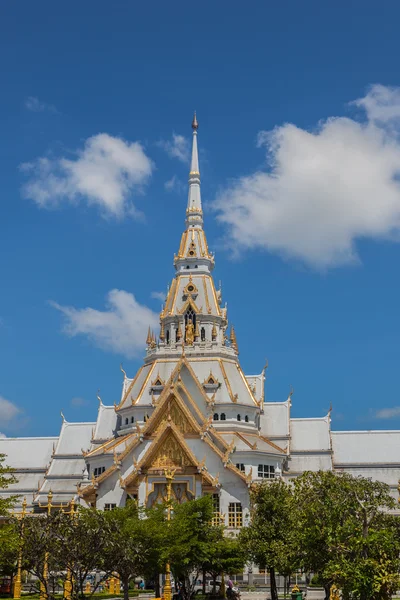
[147,480,195,508]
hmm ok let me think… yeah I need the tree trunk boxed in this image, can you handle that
[123,576,130,600]
[203,568,206,595]
[212,575,217,596]
[269,567,278,600]
[155,573,161,598]
[324,583,330,600]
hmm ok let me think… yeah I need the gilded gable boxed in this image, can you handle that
[151,432,193,469]
[154,397,197,435]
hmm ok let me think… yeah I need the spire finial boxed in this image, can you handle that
[192,111,198,130]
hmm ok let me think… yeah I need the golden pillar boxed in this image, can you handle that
[39,491,55,600]
[62,498,76,600]
[163,468,176,600]
[13,498,28,600]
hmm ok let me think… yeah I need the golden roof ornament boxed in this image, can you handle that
[230,325,239,354]
[192,111,198,130]
[146,326,152,346]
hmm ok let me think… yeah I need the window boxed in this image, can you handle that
[258,464,275,479]
[125,418,129,425]
[201,327,206,342]
[212,493,220,526]
[166,330,170,344]
[228,503,243,528]
[104,503,116,511]
[244,415,249,423]
[236,463,245,472]
[220,413,226,421]
[237,414,241,421]
[93,466,106,477]
[131,416,135,424]
[213,413,219,421]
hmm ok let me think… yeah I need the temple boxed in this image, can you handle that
[1,115,400,524]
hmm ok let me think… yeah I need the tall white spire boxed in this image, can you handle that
[186,112,203,228]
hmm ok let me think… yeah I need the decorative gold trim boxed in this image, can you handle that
[165,279,177,313]
[183,279,198,296]
[237,365,259,406]
[133,363,157,405]
[209,278,222,316]
[177,297,201,315]
[202,276,212,314]
[219,360,236,403]
[116,365,144,410]
[203,371,219,386]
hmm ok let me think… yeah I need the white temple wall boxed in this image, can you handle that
[95,471,125,509]
[288,453,333,472]
[259,404,290,438]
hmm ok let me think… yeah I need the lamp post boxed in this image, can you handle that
[163,468,176,600]
[39,491,55,600]
[13,497,28,600]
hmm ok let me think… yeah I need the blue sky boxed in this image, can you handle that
[2,0,400,437]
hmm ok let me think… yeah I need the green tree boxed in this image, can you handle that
[52,507,115,600]
[103,503,160,600]
[293,471,400,600]
[239,479,299,600]
[165,495,215,600]
[0,455,19,583]
[202,527,245,595]
[21,513,63,600]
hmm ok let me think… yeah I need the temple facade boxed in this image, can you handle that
[1,115,400,523]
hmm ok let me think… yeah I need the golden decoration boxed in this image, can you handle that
[202,276,212,314]
[152,435,191,469]
[176,321,182,341]
[185,319,195,345]
[187,240,197,258]
[146,327,152,346]
[211,323,217,340]
[230,325,239,354]
[183,279,198,296]
[204,371,219,386]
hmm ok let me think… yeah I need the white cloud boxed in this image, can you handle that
[51,289,159,358]
[0,433,6,439]
[25,96,58,113]
[158,133,190,163]
[353,84,400,124]
[151,291,167,302]
[374,406,400,419]
[164,175,185,193]
[21,134,153,218]
[70,397,87,407]
[214,85,400,269]
[0,396,21,423]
